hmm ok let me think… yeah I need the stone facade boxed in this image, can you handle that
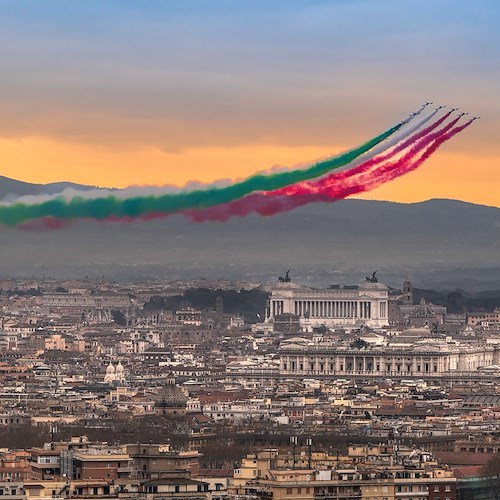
[279,338,499,379]
[266,281,389,328]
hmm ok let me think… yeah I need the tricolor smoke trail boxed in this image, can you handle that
[174,113,467,222]
[282,113,461,196]
[0,105,475,228]
[0,109,422,226]
[0,107,424,226]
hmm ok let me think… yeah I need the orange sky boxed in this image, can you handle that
[1,136,498,207]
[1,1,499,208]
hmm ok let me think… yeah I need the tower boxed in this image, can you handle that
[402,278,413,305]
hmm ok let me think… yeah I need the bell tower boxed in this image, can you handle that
[402,278,413,305]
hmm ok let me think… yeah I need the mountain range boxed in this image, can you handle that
[0,176,498,289]
[0,175,96,201]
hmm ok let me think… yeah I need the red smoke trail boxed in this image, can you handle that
[184,115,465,222]
[273,110,453,199]
[332,119,475,199]
[258,119,474,217]
[18,217,74,231]
[19,114,469,229]
[73,111,454,227]
[276,114,460,197]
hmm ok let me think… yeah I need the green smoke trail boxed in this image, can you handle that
[0,118,405,226]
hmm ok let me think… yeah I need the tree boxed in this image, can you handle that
[481,453,500,500]
[350,338,369,349]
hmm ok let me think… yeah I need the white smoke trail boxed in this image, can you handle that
[0,106,433,207]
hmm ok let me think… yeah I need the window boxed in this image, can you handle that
[445,485,451,492]
[434,486,440,492]
[286,488,293,495]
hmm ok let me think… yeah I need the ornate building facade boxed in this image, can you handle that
[266,280,389,328]
[279,338,499,379]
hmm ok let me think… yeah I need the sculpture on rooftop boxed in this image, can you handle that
[278,270,291,283]
[365,270,379,283]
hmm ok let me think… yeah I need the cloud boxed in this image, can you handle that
[0,0,498,155]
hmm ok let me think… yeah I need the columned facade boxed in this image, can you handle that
[266,282,389,328]
[279,342,498,378]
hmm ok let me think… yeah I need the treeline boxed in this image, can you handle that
[144,288,269,323]
[413,288,500,313]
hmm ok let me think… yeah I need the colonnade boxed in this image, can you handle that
[268,299,373,319]
[280,352,448,376]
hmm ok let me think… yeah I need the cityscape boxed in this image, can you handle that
[0,273,498,498]
[1,1,500,499]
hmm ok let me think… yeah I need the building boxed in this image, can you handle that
[400,299,447,327]
[29,448,61,480]
[232,447,457,500]
[141,472,209,499]
[62,447,132,481]
[125,444,201,478]
[467,309,500,326]
[279,337,499,379]
[41,293,131,310]
[266,279,389,329]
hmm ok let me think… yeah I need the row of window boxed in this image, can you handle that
[284,361,439,372]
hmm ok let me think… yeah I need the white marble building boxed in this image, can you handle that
[266,281,389,328]
[279,338,499,379]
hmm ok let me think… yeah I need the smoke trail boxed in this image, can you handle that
[100,109,449,225]
[19,116,471,230]
[272,111,455,197]
[307,107,442,180]
[261,119,474,215]
[301,114,460,192]
[0,110,420,226]
[183,114,462,221]
[341,119,475,197]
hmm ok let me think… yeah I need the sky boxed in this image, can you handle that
[0,0,499,206]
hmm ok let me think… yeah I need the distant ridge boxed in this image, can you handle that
[0,175,97,201]
[0,175,497,288]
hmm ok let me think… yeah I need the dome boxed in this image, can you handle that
[116,361,124,374]
[106,362,115,375]
[87,308,112,324]
[411,298,438,318]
